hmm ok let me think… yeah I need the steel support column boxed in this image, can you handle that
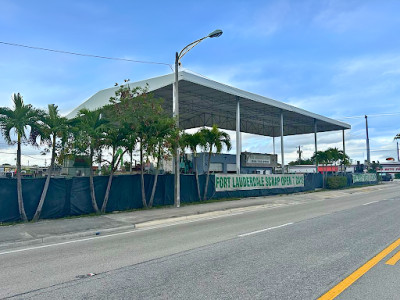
[236,97,241,174]
[280,112,285,174]
[342,129,346,173]
[272,127,276,155]
[314,119,318,173]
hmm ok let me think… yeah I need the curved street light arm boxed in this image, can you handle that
[178,36,208,62]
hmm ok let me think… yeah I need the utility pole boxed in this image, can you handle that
[365,115,370,165]
[397,140,400,162]
[297,145,302,161]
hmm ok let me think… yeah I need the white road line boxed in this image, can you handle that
[362,200,379,206]
[0,211,245,256]
[238,222,293,237]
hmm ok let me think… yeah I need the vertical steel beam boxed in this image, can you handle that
[272,127,275,155]
[273,136,275,155]
[314,119,318,173]
[280,112,285,174]
[236,97,241,174]
[342,129,346,173]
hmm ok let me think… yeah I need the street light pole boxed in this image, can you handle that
[365,115,370,165]
[174,52,180,207]
[173,29,223,208]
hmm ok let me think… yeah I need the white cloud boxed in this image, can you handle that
[313,1,376,33]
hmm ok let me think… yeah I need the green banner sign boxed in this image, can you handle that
[215,174,304,192]
[352,173,377,183]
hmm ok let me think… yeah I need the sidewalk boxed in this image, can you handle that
[0,183,389,250]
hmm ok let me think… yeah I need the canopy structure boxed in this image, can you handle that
[67,70,350,136]
[67,70,351,173]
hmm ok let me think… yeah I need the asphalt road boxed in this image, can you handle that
[1,182,399,299]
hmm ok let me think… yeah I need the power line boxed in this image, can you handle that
[338,112,400,120]
[0,41,172,68]
[0,151,47,160]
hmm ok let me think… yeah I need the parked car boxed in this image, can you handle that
[380,173,393,181]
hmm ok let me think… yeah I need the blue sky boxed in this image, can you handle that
[1,0,400,166]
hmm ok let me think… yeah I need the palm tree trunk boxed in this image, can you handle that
[149,157,160,208]
[130,149,133,174]
[101,169,114,213]
[194,156,201,201]
[203,150,212,201]
[140,141,147,208]
[89,148,100,213]
[102,147,126,213]
[16,134,28,222]
[32,135,56,222]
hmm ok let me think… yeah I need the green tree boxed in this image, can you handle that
[32,104,68,222]
[181,131,204,201]
[312,147,350,187]
[288,158,314,166]
[108,83,167,208]
[311,150,329,188]
[200,125,231,201]
[0,93,43,221]
[69,108,108,213]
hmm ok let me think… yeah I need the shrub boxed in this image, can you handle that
[395,173,400,179]
[327,176,348,189]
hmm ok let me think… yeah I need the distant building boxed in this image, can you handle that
[377,162,400,177]
[184,152,278,175]
[61,156,91,177]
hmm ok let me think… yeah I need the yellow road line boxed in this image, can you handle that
[318,237,400,300]
[386,250,400,265]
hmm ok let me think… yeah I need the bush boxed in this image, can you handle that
[395,174,400,179]
[326,176,348,189]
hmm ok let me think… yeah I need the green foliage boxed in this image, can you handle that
[288,158,314,166]
[107,83,177,167]
[326,176,348,189]
[311,147,350,167]
[198,124,232,201]
[200,124,232,155]
[68,108,108,163]
[181,131,204,156]
[395,173,400,179]
[0,93,44,222]
[369,161,381,172]
[0,93,44,146]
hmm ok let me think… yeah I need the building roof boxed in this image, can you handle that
[67,70,350,137]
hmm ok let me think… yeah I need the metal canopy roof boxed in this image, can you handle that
[67,70,350,137]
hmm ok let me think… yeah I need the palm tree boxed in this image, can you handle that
[0,93,42,222]
[200,125,231,201]
[147,117,176,208]
[181,131,204,201]
[100,120,127,213]
[70,108,108,213]
[32,104,68,222]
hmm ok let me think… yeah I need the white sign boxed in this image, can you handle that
[352,173,377,183]
[215,174,304,192]
[378,167,400,173]
[248,157,271,164]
